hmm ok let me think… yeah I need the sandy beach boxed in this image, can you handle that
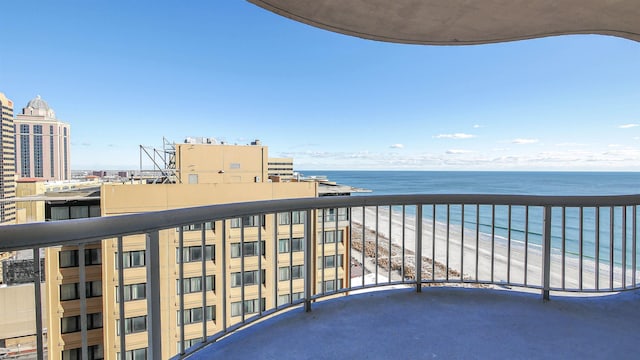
[349,206,638,292]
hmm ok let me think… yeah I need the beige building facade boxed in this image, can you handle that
[45,142,350,359]
[0,92,16,225]
[14,95,71,181]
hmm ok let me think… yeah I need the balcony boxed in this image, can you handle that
[1,194,639,359]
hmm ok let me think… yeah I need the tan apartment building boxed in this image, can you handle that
[45,141,349,359]
[14,95,71,181]
[0,92,16,225]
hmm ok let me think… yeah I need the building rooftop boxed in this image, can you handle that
[192,286,640,360]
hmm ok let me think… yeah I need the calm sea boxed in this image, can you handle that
[302,171,640,266]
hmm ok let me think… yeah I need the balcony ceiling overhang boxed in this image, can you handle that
[248,0,640,44]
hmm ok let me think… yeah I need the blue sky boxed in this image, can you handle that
[2,1,639,171]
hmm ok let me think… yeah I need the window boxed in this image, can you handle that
[278,211,305,225]
[59,248,101,268]
[177,305,215,325]
[117,348,147,360]
[177,222,215,232]
[177,275,214,294]
[115,250,145,269]
[319,208,349,222]
[117,315,147,335]
[320,231,343,244]
[230,298,266,317]
[278,265,304,281]
[230,215,264,228]
[320,279,343,292]
[62,344,104,360]
[176,245,214,263]
[61,313,103,333]
[278,237,304,253]
[116,283,146,302]
[230,241,264,258]
[60,281,102,301]
[318,255,343,269]
[178,338,203,352]
[231,270,265,287]
[277,292,304,306]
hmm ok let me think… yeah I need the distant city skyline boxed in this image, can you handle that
[1,1,639,171]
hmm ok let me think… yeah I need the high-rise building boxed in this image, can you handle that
[14,95,71,181]
[268,157,294,181]
[0,92,16,225]
[45,141,350,359]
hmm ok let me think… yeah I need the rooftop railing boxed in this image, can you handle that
[1,194,639,359]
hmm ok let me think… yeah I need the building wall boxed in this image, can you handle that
[0,92,16,225]
[268,157,294,180]
[175,143,268,185]
[16,179,46,223]
[14,116,71,181]
[0,283,48,342]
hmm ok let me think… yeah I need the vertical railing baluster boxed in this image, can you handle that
[362,207,365,288]
[431,205,435,281]
[461,204,465,282]
[259,215,263,314]
[33,247,44,360]
[524,206,529,286]
[178,229,184,355]
[273,214,278,307]
[335,208,339,290]
[221,221,227,332]
[79,244,88,360]
[375,206,379,285]
[321,209,325,292]
[579,207,584,291]
[304,209,313,312]
[475,204,480,282]
[417,205,423,292]
[491,205,495,284]
[633,206,637,287]
[117,237,127,360]
[446,204,450,282]
[240,222,245,322]
[289,212,294,302]
[507,206,512,284]
[201,224,207,341]
[542,206,552,301]
[349,207,353,289]
[622,206,627,289]
[147,231,162,359]
[609,207,614,291]
[562,207,566,290]
[595,207,600,290]
[402,205,406,281]
[388,205,392,283]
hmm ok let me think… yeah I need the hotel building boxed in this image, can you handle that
[45,141,349,359]
[0,92,16,225]
[14,95,71,181]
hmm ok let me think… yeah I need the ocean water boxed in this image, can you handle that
[302,171,640,267]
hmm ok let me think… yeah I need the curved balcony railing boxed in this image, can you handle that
[1,194,639,360]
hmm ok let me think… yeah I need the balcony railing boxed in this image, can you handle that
[1,194,639,360]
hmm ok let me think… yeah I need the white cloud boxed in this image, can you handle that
[556,142,586,147]
[608,144,623,148]
[473,124,483,128]
[390,144,404,149]
[446,149,473,154]
[512,138,539,145]
[434,133,476,139]
[618,124,639,129]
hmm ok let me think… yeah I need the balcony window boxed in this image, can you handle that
[277,292,304,306]
[231,270,266,287]
[177,305,215,325]
[278,237,304,253]
[278,211,305,225]
[115,250,146,269]
[318,255,343,269]
[230,298,266,317]
[320,279,343,292]
[61,313,102,334]
[60,280,102,301]
[278,265,304,281]
[230,215,265,228]
[319,230,343,244]
[230,241,264,258]
[117,348,147,360]
[117,315,147,335]
[116,283,146,302]
[60,248,101,268]
[62,344,104,360]
[176,275,215,294]
[176,245,214,263]
[319,208,349,222]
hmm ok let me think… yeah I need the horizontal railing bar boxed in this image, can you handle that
[3,194,640,252]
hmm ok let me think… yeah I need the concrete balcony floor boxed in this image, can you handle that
[191,286,640,360]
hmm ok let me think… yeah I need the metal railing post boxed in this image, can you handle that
[542,206,552,301]
[305,209,313,312]
[416,205,423,292]
[33,248,44,360]
[146,231,162,359]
